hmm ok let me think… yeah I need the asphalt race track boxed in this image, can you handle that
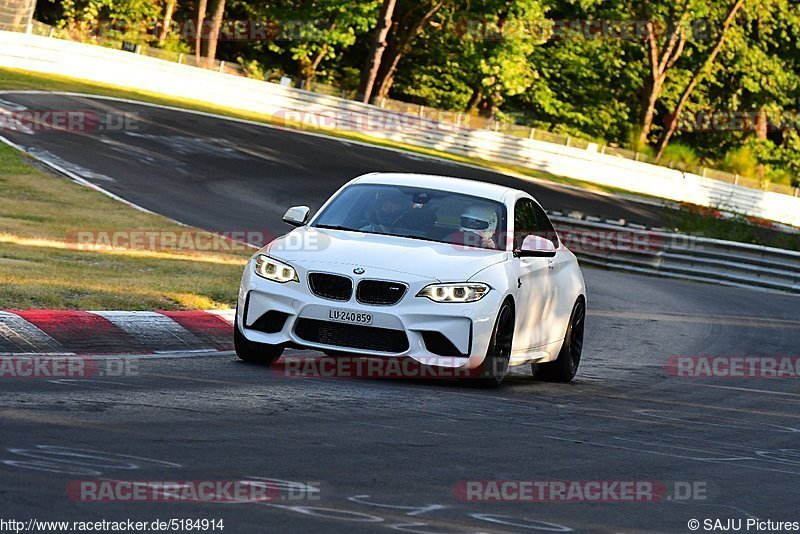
[2,93,800,533]
[0,92,667,233]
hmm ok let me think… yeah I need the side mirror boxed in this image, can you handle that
[516,235,557,258]
[283,206,310,227]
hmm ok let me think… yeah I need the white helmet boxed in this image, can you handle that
[460,205,498,242]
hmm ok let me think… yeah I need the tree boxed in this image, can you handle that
[158,0,177,45]
[637,14,690,147]
[655,0,745,160]
[240,0,378,87]
[206,0,226,64]
[195,0,207,62]
[458,0,546,117]
[372,0,447,101]
[358,0,397,102]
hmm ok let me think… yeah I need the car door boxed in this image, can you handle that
[526,202,574,345]
[512,197,554,351]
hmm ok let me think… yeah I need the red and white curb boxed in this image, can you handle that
[0,310,235,356]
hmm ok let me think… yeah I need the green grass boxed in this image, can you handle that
[0,143,251,310]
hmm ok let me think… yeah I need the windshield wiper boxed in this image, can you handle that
[314,224,357,231]
[315,227,453,247]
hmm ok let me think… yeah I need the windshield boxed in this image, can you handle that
[312,184,507,250]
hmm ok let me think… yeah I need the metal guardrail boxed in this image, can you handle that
[549,215,800,294]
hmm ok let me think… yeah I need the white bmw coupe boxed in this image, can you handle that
[235,173,586,386]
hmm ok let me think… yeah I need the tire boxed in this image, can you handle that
[474,301,514,388]
[535,298,585,382]
[234,314,284,365]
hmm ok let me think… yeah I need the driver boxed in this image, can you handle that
[456,205,498,249]
[360,189,408,233]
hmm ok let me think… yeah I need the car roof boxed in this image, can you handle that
[351,173,519,203]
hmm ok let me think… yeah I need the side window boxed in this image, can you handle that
[514,198,559,249]
[529,201,559,248]
[514,199,537,250]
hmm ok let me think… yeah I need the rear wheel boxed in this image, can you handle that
[474,302,514,388]
[234,314,283,365]
[535,298,585,382]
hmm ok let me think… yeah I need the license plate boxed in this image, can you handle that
[327,308,373,325]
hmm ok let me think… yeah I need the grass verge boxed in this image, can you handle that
[0,142,251,310]
[666,205,800,251]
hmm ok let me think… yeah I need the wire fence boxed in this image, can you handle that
[23,20,800,198]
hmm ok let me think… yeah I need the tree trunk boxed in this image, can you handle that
[300,44,329,88]
[374,1,444,100]
[465,86,482,114]
[655,0,745,161]
[206,0,226,65]
[638,78,662,147]
[637,17,687,147]
[158,0,178,46]
[755,108,767,140]
[195,0,207,62]
[358,0,397,103]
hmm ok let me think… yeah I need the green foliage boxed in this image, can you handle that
[722,145,759,177]
[660,143,700,171]
[34,0,800,185]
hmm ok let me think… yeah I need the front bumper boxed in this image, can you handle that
[237,261,503,369]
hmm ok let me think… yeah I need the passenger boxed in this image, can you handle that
[450,205,498,249]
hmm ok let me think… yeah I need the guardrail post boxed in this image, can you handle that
[734,173,739,185]
[565,136,571,147]
[634,151,640,161]
[529,127,535,139]
[178,53,184,64]
[219,61,225,73]
[134,44,141,54]
[48,27,54,37]
[702,167,707,177]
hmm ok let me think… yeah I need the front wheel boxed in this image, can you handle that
[535,298,585,382]
[474,302,514,388]
[234,315,283,365]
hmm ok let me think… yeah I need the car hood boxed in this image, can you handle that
[264,227,508,282]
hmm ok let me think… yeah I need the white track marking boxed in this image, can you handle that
[0,311,65,353]
[93,311,210,351]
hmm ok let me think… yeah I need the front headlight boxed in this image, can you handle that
[416,283,490,303]
[254,255,298,283]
